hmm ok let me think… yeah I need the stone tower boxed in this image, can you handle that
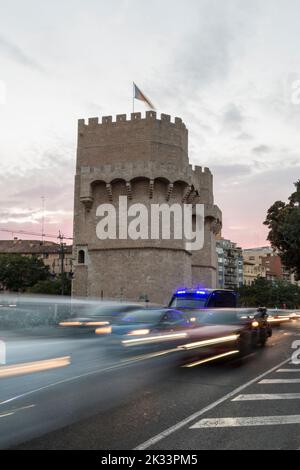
[72,111,222,305]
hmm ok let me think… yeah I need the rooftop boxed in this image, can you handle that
[0,240,73,255]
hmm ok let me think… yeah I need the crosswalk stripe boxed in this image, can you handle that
[135,356,293,450]
[277,369,300,373]
[190,415,300,428]
[233,393,300,401]
[259,379,300,384]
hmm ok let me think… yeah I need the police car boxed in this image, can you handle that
[169,288,237,309]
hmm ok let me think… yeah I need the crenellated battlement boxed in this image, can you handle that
[194,165,212,175]
[78,161,211,182]
[78,112,186,131]
[77,112,189,169]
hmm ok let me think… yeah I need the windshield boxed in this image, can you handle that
[170,297,207,308]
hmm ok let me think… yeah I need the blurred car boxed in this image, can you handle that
[169,288,237,309]
[267,309,292,326]
[289,310,300,319]
[95,308,193,352]
[58,301,142,334]
[182,308,272,356]
[96,307,272,363]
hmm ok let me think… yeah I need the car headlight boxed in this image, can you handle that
[59,321,83,326]
[127,329,150,336]
[95,326,112,335]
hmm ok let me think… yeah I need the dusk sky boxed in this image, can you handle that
[1,0,300,247]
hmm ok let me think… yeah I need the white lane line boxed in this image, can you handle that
[134,356,292,450]
[0,345,181,407]
[191,415,300,428]
[0,404,35,419]
[277,369,300,372]
[233,393,300,401]
[259,379,300,384]
[0,356,153,407]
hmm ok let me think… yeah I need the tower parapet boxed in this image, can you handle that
[77,112,188,170]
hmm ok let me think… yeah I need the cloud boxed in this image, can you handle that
[236,132,254,141]
[0,207,71,224]
[218,162,300,247]
[0,0,299,249]
[221,103,246,132]
[0,34,44,72]
[252,144,272,154]
[0,137,75,239]
[212,163,252,179]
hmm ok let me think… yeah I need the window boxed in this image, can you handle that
[208,292,237,308]
[78,250,85,264]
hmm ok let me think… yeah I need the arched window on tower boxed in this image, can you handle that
[78,249,85,265]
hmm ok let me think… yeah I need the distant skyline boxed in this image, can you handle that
[1,0,300,247]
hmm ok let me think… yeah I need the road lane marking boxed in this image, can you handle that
[0,350,174,407]
[277,369,300,372]
[259,379,300,384]
[181,350,239,368]
[233,393,300,401]
[190,415,300,428]
[134,356,292,450]
[0,361,133,406]
[0,404,35,419]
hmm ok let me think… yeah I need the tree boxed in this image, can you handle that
[0,254,50,292]
[238,277,300,309]
[264,180,300,280]
[28,277,71,296]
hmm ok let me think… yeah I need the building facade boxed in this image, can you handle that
[0,239,73,277]
[262,253,295,283]
[72,112,222,304]
[243,247,273,266]
[242,247,299,285]
[216,238,243,289]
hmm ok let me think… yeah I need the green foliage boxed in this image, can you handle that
[0,254,50,292]
[28,277,71,296]
[264,180,300,279]
[238,277,300,308]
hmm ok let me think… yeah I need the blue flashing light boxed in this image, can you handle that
[176,289,208,296]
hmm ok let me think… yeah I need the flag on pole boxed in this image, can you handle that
[133,82,156,110]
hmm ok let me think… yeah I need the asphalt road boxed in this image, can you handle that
[0,320,300,450]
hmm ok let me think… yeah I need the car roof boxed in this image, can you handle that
[173,289,235,295]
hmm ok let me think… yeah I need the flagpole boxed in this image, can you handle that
[132,82,135,113]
